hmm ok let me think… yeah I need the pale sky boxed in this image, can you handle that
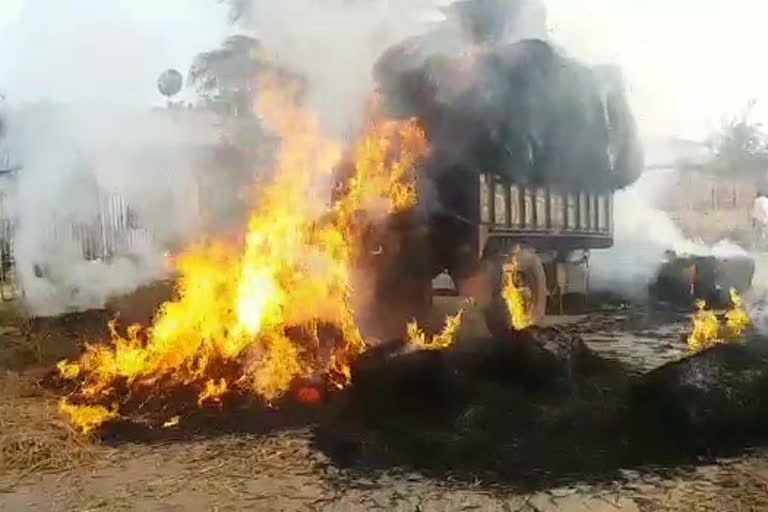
[546,0,768,140]
[0,0,228,106]
[0,1,766,140]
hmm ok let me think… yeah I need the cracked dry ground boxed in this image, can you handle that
[3,299,768,512]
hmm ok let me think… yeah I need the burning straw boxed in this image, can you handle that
[52,73,430,435]
[687,288,751,353]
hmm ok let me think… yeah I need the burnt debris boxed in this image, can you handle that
[650,253,755,308]
[634,336,768,444]
[47,318,768,489]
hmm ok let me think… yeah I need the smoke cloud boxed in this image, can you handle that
[2,0,761,314]
[541,1,761,301]
[5,103,219,316]
[0,0,229,316]
[0,0,451,316]
[226,0,453,137]
[589,168,747,301]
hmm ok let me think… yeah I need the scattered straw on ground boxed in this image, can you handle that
[0,373,100,488]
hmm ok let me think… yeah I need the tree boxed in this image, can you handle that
[706,100,768,178]
[188,32,307,115]
[188,34,266,94]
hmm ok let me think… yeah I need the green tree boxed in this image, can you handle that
[706,100,768,177]
[188,34,265,104]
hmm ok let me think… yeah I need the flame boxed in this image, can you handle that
[197,378,228,407]
[58,399,118,435]
[687,289,750,353]
[501,256,533,330]
[162,416,180,429]
[407,309,464,351]
[687,299,720,353]
[723,288,750,339]
[56,74,429,434]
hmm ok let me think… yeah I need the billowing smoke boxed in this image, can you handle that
[5,103,218,316]
[589,167,747,301]
[222,0,453,137]
[538,1,768,302]
[0,0,452,316]
[0,0,228,315]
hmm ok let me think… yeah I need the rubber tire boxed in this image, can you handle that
[483,249,547,337]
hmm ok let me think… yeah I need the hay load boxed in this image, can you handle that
[373,0,643,193]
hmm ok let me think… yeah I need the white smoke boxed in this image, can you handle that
[589,167,748,301]
[5,103,219,316]
[542,1,760,301]
[0,0,229,316]
[227,0,459,137]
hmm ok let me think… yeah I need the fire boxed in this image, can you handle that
[56,74,429,434]
[687,288,750,353]
[407,309,464,351]
[687,300,720,353]
[723,288,750,339]
[502,256,533,330]
[58,399,117,436]
[197,378,228,407]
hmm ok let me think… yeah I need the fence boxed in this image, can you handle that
[0,190,156,301]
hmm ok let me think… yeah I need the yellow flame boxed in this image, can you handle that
[723,288,750,340]
[687,299,721,353]
[56,73,430,433]
[162,416,180,429]
[197,378,229,406]
[687,289,750,353]
[57,360,80,380]
[58,399,118,435]
[407,309,464,351]
[501,257,533,330]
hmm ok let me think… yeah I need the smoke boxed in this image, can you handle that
[545,0,768,141]
[226,0,452,137]
[0,1,227,106]
[5,103,220,315]
[541,1,764,301]
[0,0,230,316]
[589,168,747,301]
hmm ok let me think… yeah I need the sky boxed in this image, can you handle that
[545,0,768,141]
[0,0,766,140]
[0,0,228,107]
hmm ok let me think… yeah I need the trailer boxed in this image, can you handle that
[471,173,613,329]
[351,168,614,338]
[340,0,641,338]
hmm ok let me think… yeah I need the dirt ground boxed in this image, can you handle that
[3,290,768,511]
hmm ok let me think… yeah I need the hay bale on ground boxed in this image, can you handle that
[351,340,468,421]
[650,254,754,308]
[464,327,604,393]
[351,326,607,420]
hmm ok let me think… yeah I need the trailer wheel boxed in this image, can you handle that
[484,249,547,337]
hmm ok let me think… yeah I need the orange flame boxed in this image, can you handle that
[57,75,429,433]
[687,289,750,353]
[501,255,533,330]
[407,309,464,351]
